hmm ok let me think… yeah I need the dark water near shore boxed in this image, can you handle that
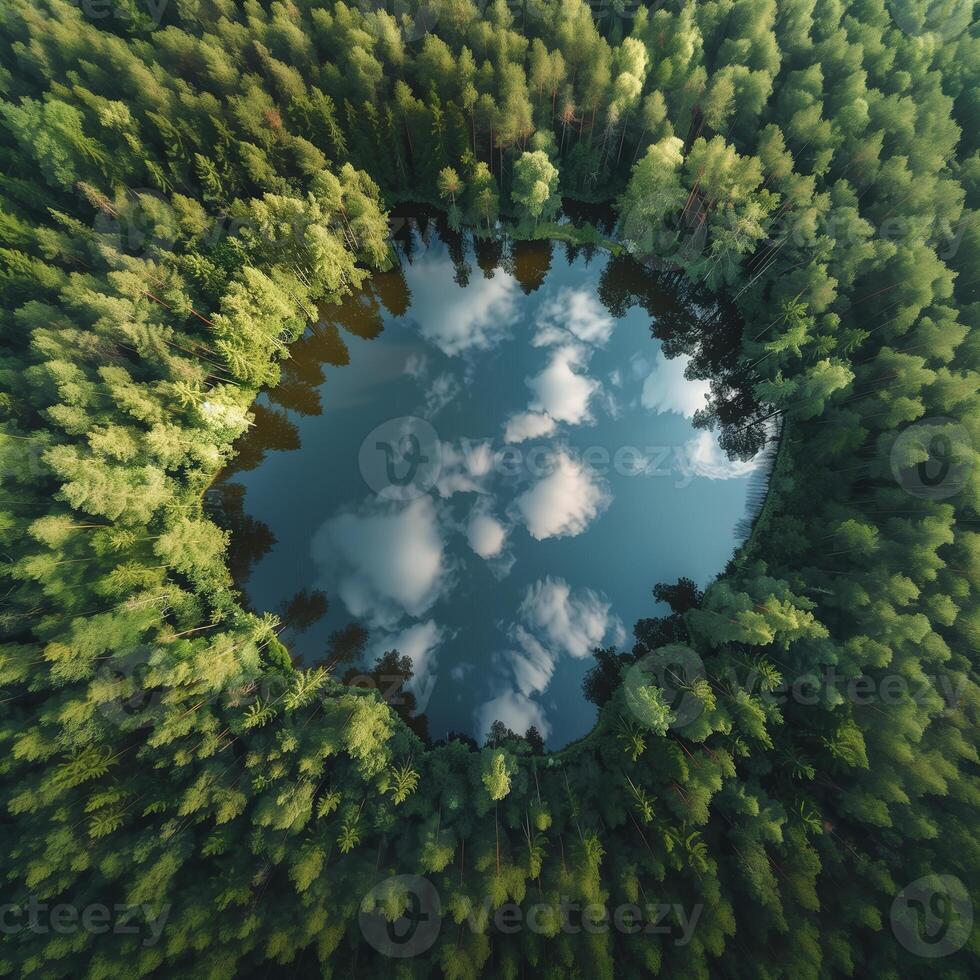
[213,216,762,748]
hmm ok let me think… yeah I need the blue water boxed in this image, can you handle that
[226,224,759,747]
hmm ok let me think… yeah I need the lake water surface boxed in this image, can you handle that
[215,216,762,748]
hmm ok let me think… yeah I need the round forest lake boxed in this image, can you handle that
[213,213,764,749]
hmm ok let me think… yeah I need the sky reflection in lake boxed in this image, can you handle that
[219,218,762,748]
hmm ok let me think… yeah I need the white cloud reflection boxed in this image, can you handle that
[367,618,447,700]
[535,287,615,347]
[475,690,551,741]
[408,253,520,356]
[435,438,495,497]
[676,429,761,481]
[639,350,711,419]
[504,409,556,444]
[503,287,615,443]
[467,509,508,559]
[312,496,453,630]
[514,450,611,540]
[475,576,624,742]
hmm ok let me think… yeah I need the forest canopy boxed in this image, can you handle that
[0,1,977,977]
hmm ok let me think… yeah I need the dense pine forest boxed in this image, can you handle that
[0,0,978,976]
